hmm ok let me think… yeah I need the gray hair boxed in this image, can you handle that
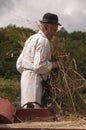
[40,23,51,30]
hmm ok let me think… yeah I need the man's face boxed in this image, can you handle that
[47,24,58,40]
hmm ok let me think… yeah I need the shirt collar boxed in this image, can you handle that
[38,30,47,38]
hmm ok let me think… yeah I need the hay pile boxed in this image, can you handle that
[46,37,86,116]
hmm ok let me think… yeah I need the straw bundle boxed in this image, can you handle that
[46,37,86,116]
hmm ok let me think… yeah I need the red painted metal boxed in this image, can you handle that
[14,108,53,122]
[0,98,16,123]
[0,98,54,123]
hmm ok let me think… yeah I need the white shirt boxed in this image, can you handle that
[22,30,52,75]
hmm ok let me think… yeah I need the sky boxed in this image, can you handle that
[0,0,86,33]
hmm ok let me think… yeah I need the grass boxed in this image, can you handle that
[0,77,20,106]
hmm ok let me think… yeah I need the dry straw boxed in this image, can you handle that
[46,37,86,116]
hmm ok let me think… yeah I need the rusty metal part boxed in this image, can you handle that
[14,108,55,123]
[0,98,16,123]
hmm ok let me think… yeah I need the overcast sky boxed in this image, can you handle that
[0,0,86,32]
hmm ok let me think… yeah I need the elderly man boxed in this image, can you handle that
[16,12,61,108]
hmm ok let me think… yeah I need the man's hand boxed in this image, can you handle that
[52,61,59,69]
[52,60,64,70]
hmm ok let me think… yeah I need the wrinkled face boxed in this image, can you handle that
[47,24,58,40]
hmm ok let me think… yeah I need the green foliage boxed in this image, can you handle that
[58,30,86,78]
[0,25,35,78]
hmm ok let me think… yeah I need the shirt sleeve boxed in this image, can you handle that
[33,38,52,74]
[16,52,24,74]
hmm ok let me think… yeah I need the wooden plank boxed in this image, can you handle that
[1,119,86,130]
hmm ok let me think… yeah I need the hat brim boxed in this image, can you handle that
[58,23,62,26]
[40,20,61,26]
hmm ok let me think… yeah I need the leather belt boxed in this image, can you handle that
[24,68,33,71]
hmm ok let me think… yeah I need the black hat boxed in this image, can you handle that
[40,13,61,26]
